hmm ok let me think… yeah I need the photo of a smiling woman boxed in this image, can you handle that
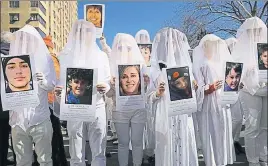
[167,67,192,101]
[2,55,33,93]
[224,62,242,92]
[86,5,102,28]
[118,65,141,96]
[65,68,93,105]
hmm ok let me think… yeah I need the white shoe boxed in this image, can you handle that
[113,140,118,145]
[249,163,261,166]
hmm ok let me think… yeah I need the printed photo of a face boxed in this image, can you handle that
[118,65,141,96]
[138,44,152,67]
[86,5,103,28]
[167,67,192,101]
[224,62,243,92]
[257,43,268,70]
[65,68,93,105]
[1,55,33,93]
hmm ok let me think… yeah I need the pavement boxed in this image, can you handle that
[7,126,249,166]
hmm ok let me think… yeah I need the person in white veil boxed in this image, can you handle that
[135,29,152,67]
[225,37,246,155]
[231,17,267,166]
[149,27,198,166]
[55,20,111,166]
[106,33,148,166]
[8,25,56,166]
[193,34,236,166]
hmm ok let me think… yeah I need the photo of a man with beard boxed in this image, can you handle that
[65,68,93,105]
[224,62,243,92]
[166,67,192,101]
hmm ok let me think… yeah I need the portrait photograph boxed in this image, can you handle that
[118,64,141,96]
[1,55,33,93]
[257,43,268,70]
[166,66,193,101]
[138,44,152,67]
[85,4,103,28]
[65,68,93,105]
[224,62,243,92]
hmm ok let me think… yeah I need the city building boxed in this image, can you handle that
[1,1,78,53]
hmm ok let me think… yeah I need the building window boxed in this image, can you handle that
[9,1,19,8]
[10,28,19,33]
[38,2,46,16]
[9,13,19,23]
[35,27,46,38]
[30,1,38,7]
[30,14,46,28]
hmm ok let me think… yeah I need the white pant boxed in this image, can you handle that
[11,119,53,166]
[68,107,107,166]
[230,97,244,142]
[240,91,267,163]
[115,122,145,166]
[192,113,202,150]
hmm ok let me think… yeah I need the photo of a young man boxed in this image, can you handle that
[257,43,268,70]
[224,62,243,92]
[166,67,192,101]
[1,55,33,93]
[118,65,141,96]
[138,44,152,67]
[65,68,93,105]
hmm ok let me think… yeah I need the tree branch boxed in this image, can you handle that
[260,1,268,18]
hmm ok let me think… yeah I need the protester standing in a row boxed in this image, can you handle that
[56,20,111,166]
[8,25,56,166]
[231,16,267,166]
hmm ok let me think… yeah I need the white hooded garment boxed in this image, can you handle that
[135,29,151,44]
[9,25,56,131]
[231,17,267,164]
[193,34,235,166]
[58,20,111,166]
[225,37,237,54]
[149,27,198,166]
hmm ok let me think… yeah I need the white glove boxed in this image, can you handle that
[36,72,47,86]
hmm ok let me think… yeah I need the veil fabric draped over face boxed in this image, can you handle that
[135,29,151,44]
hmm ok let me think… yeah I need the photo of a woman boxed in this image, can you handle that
[86,5,103,28]
[1,55,33,93]
[167,67,192,101]
[65,68,93,105]
[118,65,141,96]
[224,62,243,92]
[138,44,152,67]
[257,43,268,70]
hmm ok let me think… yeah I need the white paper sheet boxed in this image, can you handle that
[60,67,98,122]
[0,54,39,111]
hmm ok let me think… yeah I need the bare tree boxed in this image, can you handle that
[165,1,268,48]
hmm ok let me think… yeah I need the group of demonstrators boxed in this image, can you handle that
[0,7,267,166]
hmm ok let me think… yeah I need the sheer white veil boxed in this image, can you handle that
[225,37,237,53]
[193,34,232,83]
[231,17,267,95]
[9,25,51,76]
[135,29,151,44]
[109,33,146,76]
[58,20,99,84]
[150,27,192,85]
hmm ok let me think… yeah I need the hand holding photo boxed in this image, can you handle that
[118,65,141,96]
[166,67,193,101]
[65,68,93,105]
[224,62,243,92]
[257,43,268,70]
[96,83,106,94]
[1,55,33,93]
[156,82,165,97]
